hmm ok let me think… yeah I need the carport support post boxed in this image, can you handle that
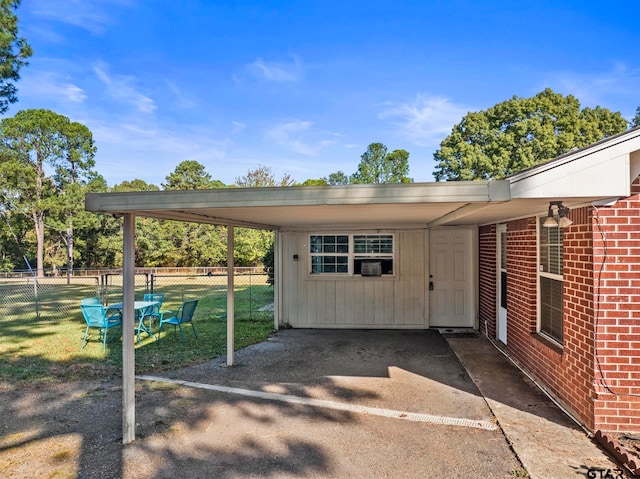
[226,225,235,366]
[122,213,136,444]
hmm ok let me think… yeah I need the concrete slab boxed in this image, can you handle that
[446,335,621,479]
[134,329,526,478]
[2,329,624,478]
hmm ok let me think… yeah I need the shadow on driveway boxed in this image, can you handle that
[127,329,525,478]
[1,329,529,478]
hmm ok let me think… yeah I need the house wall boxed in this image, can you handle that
[479,211,597,430]
[480,192,640,433]
[280,229,428,328]
[592,177,640,433]
[479,224,497,339]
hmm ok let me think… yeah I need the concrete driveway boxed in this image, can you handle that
[129,329,526,478]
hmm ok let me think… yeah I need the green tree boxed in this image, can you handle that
[162,160,225,190]
[162,161,227,266]
[235,164,294,187]
[109,179,166,267]
[350,143,412,184]
[298,178,327,186]
[0,200,30,271]
[71,175,116,268]
[234,165,284,267]
[112,179,159,192]
[0,0,31,114]
[631,106,640,129]
[46,122,98,277]
[433,88,628,181]
[0,109,96,276]
[324,171,349,185]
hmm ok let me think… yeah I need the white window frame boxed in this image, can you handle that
[308,233,395,276]
[537,217,564,346]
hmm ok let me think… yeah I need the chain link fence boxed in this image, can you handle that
[0,267,274,323]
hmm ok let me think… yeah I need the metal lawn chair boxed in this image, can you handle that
[157,299,198,344]
[142,293,164,321]
[138,293,165,341]
[80,298,123,351]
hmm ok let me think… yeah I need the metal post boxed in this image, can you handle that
[274,230,281,331]
[66,222,73,285]
[23,256,40,320]
[226,226,235,366]
[122,213,136,444]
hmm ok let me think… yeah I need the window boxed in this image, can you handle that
[309,234,394,276]
[353,234,394,275]
[310,235,349,274]
[353,235,393,254]
[538,217,564,344]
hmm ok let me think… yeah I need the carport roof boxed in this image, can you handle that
[85,180,512,230]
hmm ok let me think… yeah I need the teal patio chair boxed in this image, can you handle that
[157,299,198,345]
[82,296,102,306]
[135,293,165,343]
[80,298,123,351]
[142,293,165,321]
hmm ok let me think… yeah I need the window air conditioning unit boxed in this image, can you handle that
[360,260,382,277]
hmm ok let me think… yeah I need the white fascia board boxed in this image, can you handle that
[85,181,510,212]
[509,129,640,199]
[510,152,630,199]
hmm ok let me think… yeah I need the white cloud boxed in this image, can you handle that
[89,120,224,155]
[379,95,470,147]
[93,63,156,113]
[85,118,231,185]
[20,71,87,103]
[29,0,134,35]
[265,119,338,155]
[244,55,302,83]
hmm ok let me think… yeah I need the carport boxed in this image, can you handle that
[86,181,509,443]
[85,167,628,443]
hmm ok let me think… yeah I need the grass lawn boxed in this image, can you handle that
[0,281,275,384]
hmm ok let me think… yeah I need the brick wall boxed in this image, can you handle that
[480,212,598,430]
[561,206,596,428]
[592,177,640,433]
[479,224,496,339]
[478,192,640,432]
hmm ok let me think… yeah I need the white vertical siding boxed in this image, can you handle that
[280,230,427,329]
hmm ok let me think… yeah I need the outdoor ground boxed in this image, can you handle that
[0,329,528,479]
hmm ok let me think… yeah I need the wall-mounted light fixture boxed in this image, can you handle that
[543,201,573,228]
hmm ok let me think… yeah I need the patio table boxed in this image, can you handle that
[108,300,159,343]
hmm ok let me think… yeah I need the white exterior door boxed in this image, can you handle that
[429,227,476,328]
[497,224,507,344]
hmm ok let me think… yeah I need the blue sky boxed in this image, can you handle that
[11,0,640,187]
